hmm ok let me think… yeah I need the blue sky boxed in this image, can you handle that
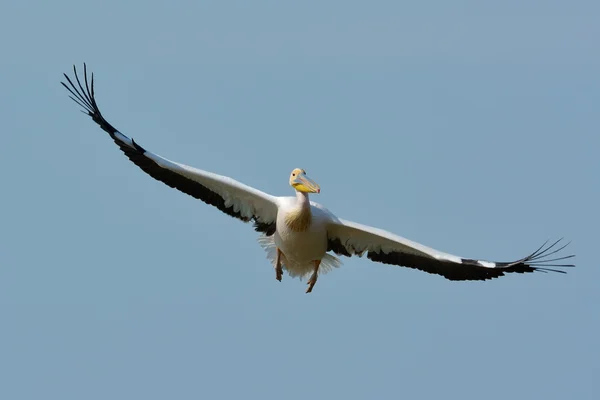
[1,1,598,399]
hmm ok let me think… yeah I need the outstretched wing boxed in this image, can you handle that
[327,218,574,281]
[62,64,277,235]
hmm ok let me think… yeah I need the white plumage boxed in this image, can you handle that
[62,64,575,293]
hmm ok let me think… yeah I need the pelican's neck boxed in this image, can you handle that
[295,190,310,209]
[285,190,312,232]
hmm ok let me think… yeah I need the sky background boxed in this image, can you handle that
[1,1,598,399]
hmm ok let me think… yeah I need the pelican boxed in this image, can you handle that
[61,64,575,293]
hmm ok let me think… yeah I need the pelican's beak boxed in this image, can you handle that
[292,172,320,193]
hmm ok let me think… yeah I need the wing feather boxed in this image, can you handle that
[62,64,277,235]
[327,218,574,281]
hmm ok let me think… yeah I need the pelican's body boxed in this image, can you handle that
[273,193,332,279]
[62,64,575,293]
[277,198,325,269]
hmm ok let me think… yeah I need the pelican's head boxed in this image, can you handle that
[289,168,320,194]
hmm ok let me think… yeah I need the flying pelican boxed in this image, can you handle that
[61,64,575,293]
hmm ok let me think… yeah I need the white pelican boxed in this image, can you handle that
[62,64,575,293]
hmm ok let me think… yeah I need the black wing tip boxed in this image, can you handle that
[443,238,575,279]
[498,238,575,275]
[62,63,118,135]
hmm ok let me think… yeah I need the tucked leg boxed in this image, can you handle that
[306,260,321,293]
[275,248,283,282]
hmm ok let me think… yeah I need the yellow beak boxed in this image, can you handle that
[292,173,320,193]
